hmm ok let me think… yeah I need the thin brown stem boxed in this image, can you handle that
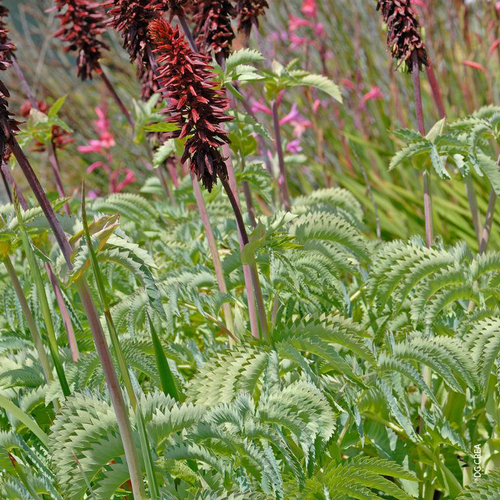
[425,65,446,119]
[11,57,70,214]
[99,68,134,127]
[479,189,497,255]
[190,171,235,338]
[0,164,11,202]
[412,52,433,248]
[176,13,198,52]
[272,100,292,211]
[9,134,145,498]
[221,177,268,340]
[45,263,79,362]
[466,174,481,246]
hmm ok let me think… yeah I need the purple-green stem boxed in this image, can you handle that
[8,134,146,499]
[239,151,257,228]
[99,68,134,127]
[479,190,496,254]
[3,256,53,386]
[190,170,236,339]
[11,56,71,215]
[177,16,268,339]
[412,52,433,248]
[424,54,482,247]
[425,65,446,120]
[176,13,198,52]
[466,174,481,246]
[45,262,79,362]
[479,155,499,255]
[272,100,292,212]
[1,162,26,207]
[221,175,269,340]
[2,158,79,359]
[1,165,11,202]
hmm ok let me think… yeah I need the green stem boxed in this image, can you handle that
[81,191,157,498]
[272,100,292,212]
[9,132,146,499]
[13,194,70,397]
[3,257,53,387]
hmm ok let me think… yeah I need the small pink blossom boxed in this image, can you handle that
[290,34,310,49]
[251,99,272,115]
[496,1,500,13]
[111,169,136,193]
[360,86,384,108]
[301,0,317,18]
[313,23,325,37]
[289,14,311,32]
[340,78,356,91]
[279,104,312,137]
[78,106,116,154]
[286,139,303,154]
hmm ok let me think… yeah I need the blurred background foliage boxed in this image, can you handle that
[2,0,500,250]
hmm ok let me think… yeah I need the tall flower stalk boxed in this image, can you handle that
[377,0,432,247]
[149,18,269,338]
[0,75,146,498]
[53,0,133,124]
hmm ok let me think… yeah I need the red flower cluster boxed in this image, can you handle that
[236,0,269,37]
[19,100,74,151]
[0,4,17,160]
[149,18,232,191]
[106,0,170,65]
[193,0,236,61]
[376,0,428,72]
[53,0,108,80]
[0,4,15,72]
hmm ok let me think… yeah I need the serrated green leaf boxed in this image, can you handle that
[293,73,342,102]
[226,49,264,73]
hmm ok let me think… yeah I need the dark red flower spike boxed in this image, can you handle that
[376,0,429,72]
[149,18,233,191]
[53,0,109,80]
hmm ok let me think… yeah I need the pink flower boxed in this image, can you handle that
[251,99,272,115]
[111,168,136,193]
[286,139,303,154]
[78,106,116,154]
[301,0,317,18]
[78,140,107,154]
[340,78,356,91]
[289,14,311,32]
[279,103,301,126]
[462,60,487,74]
[280,104,312,137]
[360,86,384,108]
[496,1,500,13]
[313,22,325,37]
[290,33,310,49]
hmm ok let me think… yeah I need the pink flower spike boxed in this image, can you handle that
[360,86,384,109]
[301,0,317,18]
[251,99,272,115]
[340,78,356,91]
[279,104,300,126]
[87,190,99,199]
[290,34,310,49]
[287,139,303,154]
[462,60,488,74]
[288,14,311,32]
[313,23,325,37]
[78,140,105,154]
[489,38,500,55]
[111,168,136,193]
